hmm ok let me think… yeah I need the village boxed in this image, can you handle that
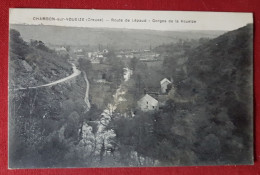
[54,45,175,114]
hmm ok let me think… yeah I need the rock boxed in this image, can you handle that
[21,60,33,72]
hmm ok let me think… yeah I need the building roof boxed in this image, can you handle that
[160,78,171,85]
[138,94,158,105]
[55,46,66,51]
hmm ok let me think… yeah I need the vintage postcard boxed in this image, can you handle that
[8,9,253,168]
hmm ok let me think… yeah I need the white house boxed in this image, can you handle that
[87,52,92,58]
[137,94,159,112]
[55,46,66,52]
[75,49,83,53]
[55,46,67,55]
[97,53,104,58]
[102,49,109,53]
[90,57,100,64]
[160,78,172,94]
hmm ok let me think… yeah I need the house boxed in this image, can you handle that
[97,53,104,58]
[55,46,66,52]
[125,54,134,58]
[160,78,172,94]
[90,57,100,64]
[55,46,67,55]
[87,52,92,58]
[102,49,109,53]
[137,94,159,112]
[74,49,83,53]
[116,54,123,58]
[76,54,86,59]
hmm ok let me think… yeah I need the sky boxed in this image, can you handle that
[9,8,253,31]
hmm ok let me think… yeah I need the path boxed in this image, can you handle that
[13,63,81,91]
[83,71,91,111]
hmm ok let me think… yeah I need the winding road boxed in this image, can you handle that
[13,63,81,91]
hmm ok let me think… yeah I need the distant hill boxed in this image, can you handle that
[10,24,225,50]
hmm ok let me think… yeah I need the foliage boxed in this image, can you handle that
[78,58,92,74]
[9,29,88,168]
[109,24,253,166]
[30,39,53,52]
[10,29,30,60]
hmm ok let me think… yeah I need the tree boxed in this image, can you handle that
[64,111,80,141]
[78,58,92,74]
[130,57,138,71]
[36,41,49,51]
[65,45,71,52]
[10,29,29,59]
[29,39,52,52]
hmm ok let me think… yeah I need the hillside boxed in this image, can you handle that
[185,23,253,105]
[9,29,73,89]
[173,24,253,164]
[108,24,254,166]
[10,24,225,50]
[9,29,88,168]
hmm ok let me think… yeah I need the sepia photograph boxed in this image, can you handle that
[8,9,254,168]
